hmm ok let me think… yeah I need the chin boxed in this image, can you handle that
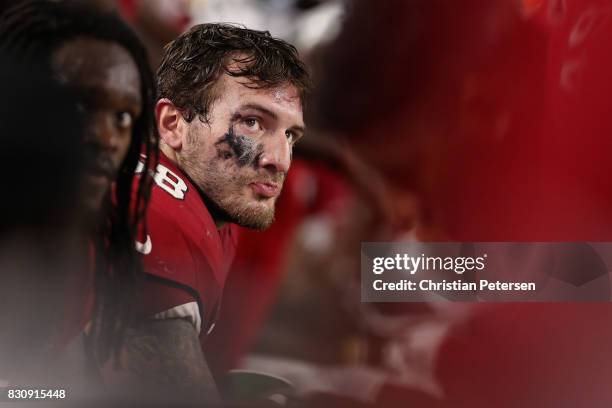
[227,201,276,230]
[236,209,275,230]
[238,219,274,230]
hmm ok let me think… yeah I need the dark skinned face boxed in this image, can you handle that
[52,37,142,215]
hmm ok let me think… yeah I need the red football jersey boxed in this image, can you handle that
[134,152,238,339]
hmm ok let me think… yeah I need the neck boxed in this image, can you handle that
[201,194,229,229]
[160,142,178,163]
[159,143,227,230]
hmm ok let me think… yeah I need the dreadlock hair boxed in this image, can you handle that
[0,0,158,363]
[157,23,311,124]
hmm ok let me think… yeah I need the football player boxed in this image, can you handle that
[103,23,310,404]
[0,0,157,370]
[0,53,85,383]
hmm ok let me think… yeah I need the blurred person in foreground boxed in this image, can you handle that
[0,0,157,392]
[97,23,309,405]
[302,0,612,407]
[0,55,85,384]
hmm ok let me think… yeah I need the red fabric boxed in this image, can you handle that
[435,303,612,407]
[206,159,353,374]
[138,280,196,318]
[535,0,612,240]
[135,152,238,337]
[375,2,612,406]
[373,303,612,408]
[432,0,612,242]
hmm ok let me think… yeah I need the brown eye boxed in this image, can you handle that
[116,111,133,130]
[285,130,295,143]
[244,117,261,131]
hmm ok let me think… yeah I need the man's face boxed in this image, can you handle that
[52,37,142,213]
[177,75,304,230]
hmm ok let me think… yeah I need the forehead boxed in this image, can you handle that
[52,37,141,102]
[216,74,304,122]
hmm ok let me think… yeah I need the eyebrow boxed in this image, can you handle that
[237,103,306,134]
[239,103,277,120]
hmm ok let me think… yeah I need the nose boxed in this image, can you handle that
[258,132,291,174]
[84,112,120,151]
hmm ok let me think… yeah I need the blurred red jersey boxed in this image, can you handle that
[134,152,238,340]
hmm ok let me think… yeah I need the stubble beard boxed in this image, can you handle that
[178,132,277,230]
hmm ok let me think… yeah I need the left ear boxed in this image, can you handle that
[156,98,186,150]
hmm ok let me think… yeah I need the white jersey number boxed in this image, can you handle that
[136,161,188,200]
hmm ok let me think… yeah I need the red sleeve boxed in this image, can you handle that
[136,204,202,325]
[138,279,196,318]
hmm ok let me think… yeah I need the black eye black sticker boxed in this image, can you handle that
[215,125,263,167]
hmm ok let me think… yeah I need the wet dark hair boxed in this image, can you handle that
[0,0,158,362]
[157,23,310,123]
